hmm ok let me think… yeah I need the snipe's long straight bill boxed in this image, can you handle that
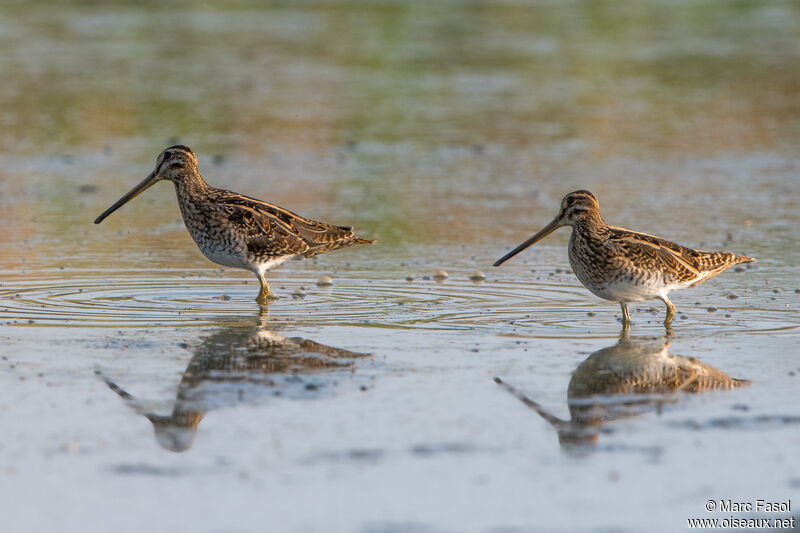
[493,218,560,267]
[94,171,158,224]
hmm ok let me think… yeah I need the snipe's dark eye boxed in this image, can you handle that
[163,151,172,160]
[567,197,576,206]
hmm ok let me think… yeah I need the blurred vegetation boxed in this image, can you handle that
[1,1,797,153]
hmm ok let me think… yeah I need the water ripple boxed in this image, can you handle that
[0,271,795,336]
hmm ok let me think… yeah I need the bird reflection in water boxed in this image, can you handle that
[495,335,750,455]
[97,318,370,452]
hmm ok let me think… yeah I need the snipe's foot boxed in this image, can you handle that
[255,274,279,304]
[256,292,279,305]
[659,295,676,329]
[619,302,631,333]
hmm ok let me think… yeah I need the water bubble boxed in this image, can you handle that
[469,270,486,282]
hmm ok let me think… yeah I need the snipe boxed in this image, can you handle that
[94,145,375,303]
[494,190,755,329]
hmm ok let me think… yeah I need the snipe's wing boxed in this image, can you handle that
[607,227,751,285]
[211,189,373,258]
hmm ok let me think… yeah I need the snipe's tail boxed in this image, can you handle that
[688,251,755,287]
[302,234,376,258]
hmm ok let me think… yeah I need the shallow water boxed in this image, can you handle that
[1,1,799,532]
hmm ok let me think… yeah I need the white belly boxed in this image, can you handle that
[251,256,293,275]
[201,245,250,269]
[585,278,667,303]
[200,245,293,275]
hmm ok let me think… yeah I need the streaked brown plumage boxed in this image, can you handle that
[94,145,375,303]
[494,190,755,329]
[495,335,750,453]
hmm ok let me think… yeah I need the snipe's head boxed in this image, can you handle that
[152,145,198,182]
[94,145,199,224]
[555,190,600,226]
[494,190,600,266]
